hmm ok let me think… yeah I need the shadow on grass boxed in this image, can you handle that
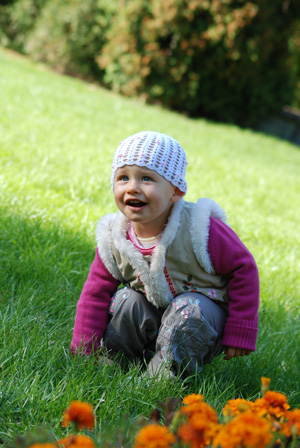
[0,207,94,309]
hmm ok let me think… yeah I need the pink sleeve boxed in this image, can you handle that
[70,249,120,355]
[208,218,259,351]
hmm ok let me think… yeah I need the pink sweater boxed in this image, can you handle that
[71,217,259,354]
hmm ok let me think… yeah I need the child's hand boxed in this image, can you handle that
[223,346,252,360]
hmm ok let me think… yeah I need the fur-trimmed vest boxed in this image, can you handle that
[96,198,229,309]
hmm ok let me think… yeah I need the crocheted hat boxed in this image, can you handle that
[111,131,188,194]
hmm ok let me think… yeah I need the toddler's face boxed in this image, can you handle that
[114,165,183,238]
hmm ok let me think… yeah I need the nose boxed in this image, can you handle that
[126,178,141,193]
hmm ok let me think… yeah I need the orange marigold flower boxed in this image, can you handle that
[56,435,95,448]
[212,428,239,448]
[30,445,56,448]
[178,414,220,448]
[181,399,218,423]
[182,394,204,406]
[134,423,176,448]
[213,411,272,448]
[261,377,271,395]
[223,398,254,417]
[282,409,300,437]
[62,401,95,430]
[254,391,290,419]
[188,412,219,430]
[179,403,220,448]
[261,377,271,387]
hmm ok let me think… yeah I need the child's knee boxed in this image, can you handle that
[155,293,225,373]
[108,287,162,333]
[160,294,218,346]
[169,292,227,332]
[109,287,145,317]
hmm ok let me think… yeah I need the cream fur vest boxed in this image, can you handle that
[96,198,229,308]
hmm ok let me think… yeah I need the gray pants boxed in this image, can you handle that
[103,287,227,376]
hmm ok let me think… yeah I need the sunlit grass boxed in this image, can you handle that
[1,47,300,444]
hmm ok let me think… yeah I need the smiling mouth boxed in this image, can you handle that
[126,200,147,207]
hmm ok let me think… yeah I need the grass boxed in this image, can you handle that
[0,47,300,445]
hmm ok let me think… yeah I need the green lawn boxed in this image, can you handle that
[0,47,300,445]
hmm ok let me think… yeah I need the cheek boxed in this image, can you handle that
[147,189,161,203]
[151,194,168,209]
[113,189,122,203]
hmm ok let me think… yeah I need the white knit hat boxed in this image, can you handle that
[111,131,188,194]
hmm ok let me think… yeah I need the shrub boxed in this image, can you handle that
[25,0,116,79]
[98,0,300,126]
[289,20,300,108]
[1,0,299,124]
[0,0,47,52]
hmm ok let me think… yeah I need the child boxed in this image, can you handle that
[71,131,259,377]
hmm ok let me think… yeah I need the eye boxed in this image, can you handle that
[142,176,153,182]
[119,175,129,181]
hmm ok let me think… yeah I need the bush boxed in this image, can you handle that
[98,0,300,126]
[0,0,47,52]
[289,20,300,109]
[0,0,299,124]
[25,0,116,79]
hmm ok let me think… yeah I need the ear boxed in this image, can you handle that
[171,187,185,203]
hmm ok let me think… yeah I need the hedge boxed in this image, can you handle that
[0,0,299,125]
[0,0,47,52]
[25,0,116,79]
[97,0,300,126]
